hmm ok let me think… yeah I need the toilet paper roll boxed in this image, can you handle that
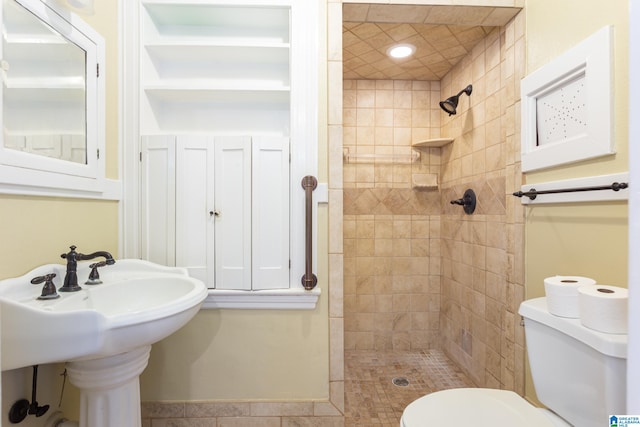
[544,276,596,318]
[578,285,628,334]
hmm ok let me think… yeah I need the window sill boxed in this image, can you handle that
[202,288,321,310]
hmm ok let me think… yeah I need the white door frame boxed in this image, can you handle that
[627,0,639,412]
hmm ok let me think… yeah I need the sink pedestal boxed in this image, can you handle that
[66,346,151,427]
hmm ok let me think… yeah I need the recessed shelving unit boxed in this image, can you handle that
[140,1,292,135]
[406,139,453,190]
[133,0,320,302]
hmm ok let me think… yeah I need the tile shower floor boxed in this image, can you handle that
[345,350,474,427]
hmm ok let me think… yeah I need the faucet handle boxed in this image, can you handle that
[85,261,107,285]
[31,273,59,300]
[30,273,56,284]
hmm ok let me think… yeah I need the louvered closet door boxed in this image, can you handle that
[175,136,215,286]
[214,137,252,290]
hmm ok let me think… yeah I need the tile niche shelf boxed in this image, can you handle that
[411,138,454,149]
[408,138,453,190]
[141,1,291,135]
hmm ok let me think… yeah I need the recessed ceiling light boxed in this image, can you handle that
[387,43,416,59]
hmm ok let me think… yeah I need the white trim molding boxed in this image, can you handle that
[0,0,110,198]
[0,177,121,200]
[521,26,614,172]
[202,288,321,310]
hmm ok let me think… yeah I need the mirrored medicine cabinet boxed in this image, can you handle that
[0,0,109,198]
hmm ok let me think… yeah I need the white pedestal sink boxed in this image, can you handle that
[0,259,208,427]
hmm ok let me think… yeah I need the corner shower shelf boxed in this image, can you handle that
[411,138,454,149]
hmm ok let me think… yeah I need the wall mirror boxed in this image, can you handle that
[0,0,108,197]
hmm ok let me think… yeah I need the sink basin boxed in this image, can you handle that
[0,259,207,371]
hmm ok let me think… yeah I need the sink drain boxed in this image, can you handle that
[392,377,409,387]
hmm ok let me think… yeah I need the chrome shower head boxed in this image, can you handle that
[439,84,473,116]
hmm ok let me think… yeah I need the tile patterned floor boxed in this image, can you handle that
[345,350,474,427]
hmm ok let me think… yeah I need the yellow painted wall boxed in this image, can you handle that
[524,0,629,402]
[0,196,119,279]
[140,208,330,399]
[525,0,629,184]
[525,202,628,299]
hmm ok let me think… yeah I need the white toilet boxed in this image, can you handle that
[401,297,627,427]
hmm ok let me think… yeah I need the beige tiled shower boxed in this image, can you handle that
[438,16,526,392]
[342,9,526,394]
[343,80,444,351]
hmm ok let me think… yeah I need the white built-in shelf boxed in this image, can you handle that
[140,1,292,134]
[411,138,454,149]
[142,2,290,42]
[143,84,290,101]
[203,288,321,310]
[144,42,289,60]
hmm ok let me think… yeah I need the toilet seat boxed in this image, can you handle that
[401,388,567,427]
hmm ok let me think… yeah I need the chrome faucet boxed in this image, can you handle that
[59,245,115,292]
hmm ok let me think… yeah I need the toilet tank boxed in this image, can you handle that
[519,297,627,427]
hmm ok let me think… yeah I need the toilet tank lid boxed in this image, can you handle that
[519,297,627,358]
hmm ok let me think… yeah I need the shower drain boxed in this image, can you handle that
[392,377,410,387]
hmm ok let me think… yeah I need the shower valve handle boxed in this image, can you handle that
[450,189,476,215]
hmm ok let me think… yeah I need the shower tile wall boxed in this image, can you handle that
[343,80,443,351]
[342,10,526,394]
[438,16,526,392]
